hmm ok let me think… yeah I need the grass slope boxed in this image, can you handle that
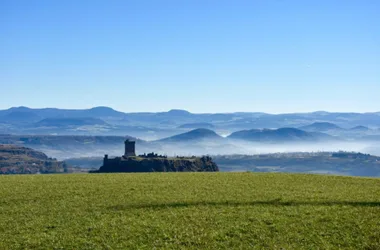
[0,173,380,249]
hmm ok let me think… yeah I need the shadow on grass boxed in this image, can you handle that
[109,200,380,211]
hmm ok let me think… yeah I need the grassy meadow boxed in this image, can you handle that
[0,172,380,249]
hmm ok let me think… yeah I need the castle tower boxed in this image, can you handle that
[124,139,136,157]
[103,154,108,166]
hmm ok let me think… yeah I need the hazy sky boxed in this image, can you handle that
[1,0,379,113]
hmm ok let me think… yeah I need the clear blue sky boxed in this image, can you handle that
[1,0,379,113]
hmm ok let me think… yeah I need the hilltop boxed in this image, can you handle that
[158,128,223,142]
[93,138,219,173]
[0,145,70,174]
[299,122,343,132]
[350,125,370,131]
[94,155,219,173]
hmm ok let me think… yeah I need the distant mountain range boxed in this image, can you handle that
[1,106,380,139]
[0,106,125,121]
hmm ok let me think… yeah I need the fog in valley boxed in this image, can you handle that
[37,139,379,160]
[49,137,380,177]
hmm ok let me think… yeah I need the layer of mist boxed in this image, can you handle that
[34,139,380,160]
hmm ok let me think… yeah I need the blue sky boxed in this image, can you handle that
[1,0,379,113]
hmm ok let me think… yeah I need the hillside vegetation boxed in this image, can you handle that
[0,145,70,174]
[0,173,379,249]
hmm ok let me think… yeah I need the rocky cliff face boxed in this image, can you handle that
[94,156,219,173]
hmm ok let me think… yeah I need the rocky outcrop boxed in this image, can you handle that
[93,156,219,173]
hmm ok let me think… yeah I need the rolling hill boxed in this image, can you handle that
[158,128,223,142]
[299,122,343,132]
[228,128,333,142]
[350,125,370,131]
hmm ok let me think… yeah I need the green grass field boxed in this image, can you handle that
[1,173,380,249]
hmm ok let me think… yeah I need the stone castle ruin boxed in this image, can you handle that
[96,139,219,173]
[103,139,136,167]
[123,139,136,157]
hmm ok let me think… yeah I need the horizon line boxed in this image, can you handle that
[1,106,379,115]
